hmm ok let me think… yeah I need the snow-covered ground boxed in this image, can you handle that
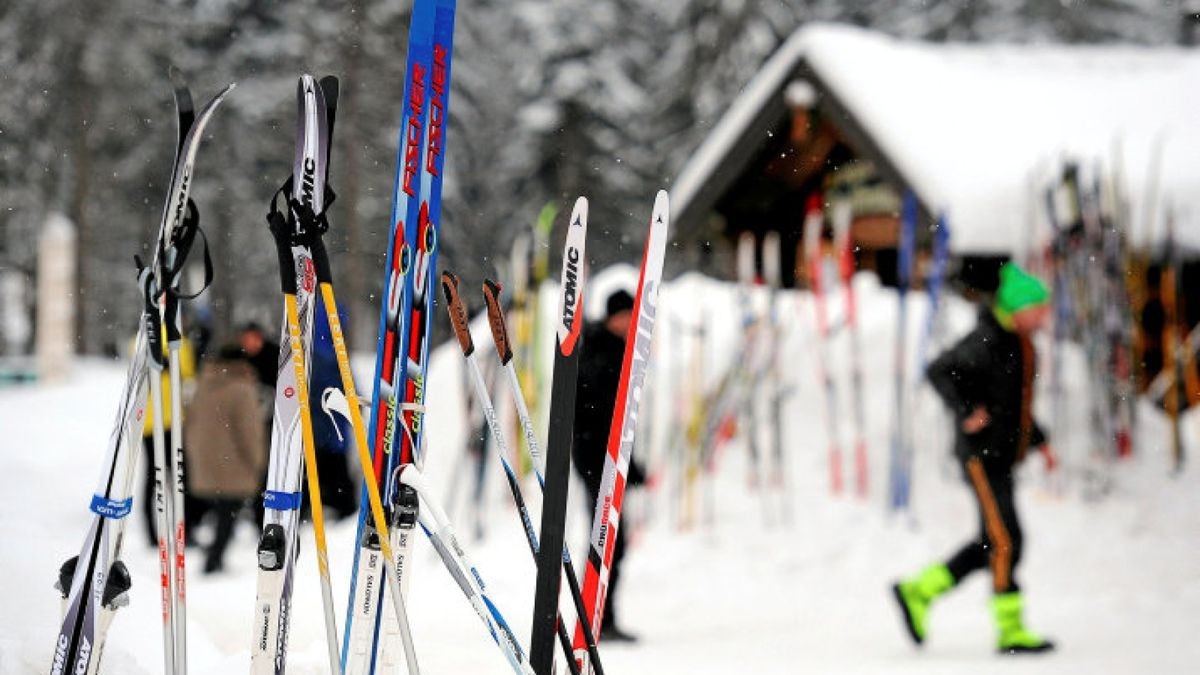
[1,272,1197,674]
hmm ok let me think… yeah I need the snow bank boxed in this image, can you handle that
[1,272,1197,673]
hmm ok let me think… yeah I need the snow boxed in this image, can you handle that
[2,271,1199,673]
[672,23,1200,254]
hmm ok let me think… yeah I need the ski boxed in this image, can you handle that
[52,72,230,675]
[571,191,670,673]
[734,232,763,490]
[527,203,559,478]
[500,200,604,675]
[887,192,917,512]
[761,230,791,521]
[309,181,422,675]
[482,272,606,675]
[399,466,536,675]
[380,0,458,669]
[1162,209,1187,472]
[344,0,458,670]
[803,195,844,496]
[341,0,436,670]
[911,213,951,492]
[1097,169,1136,461]
[251,74,338,675]
[832,200,869,499]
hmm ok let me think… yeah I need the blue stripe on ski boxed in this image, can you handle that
[263,490,303,511]
[89,495,134,519]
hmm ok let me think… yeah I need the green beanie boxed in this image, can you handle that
[994,263,1050,325]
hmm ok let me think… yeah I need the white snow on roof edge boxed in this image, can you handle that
[671,23,1200,254]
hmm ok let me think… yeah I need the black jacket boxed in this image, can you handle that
[572,321,645,498]
[926,309,1045,468]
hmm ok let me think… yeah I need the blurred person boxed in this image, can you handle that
[892,263,1057,654]
[138,329,201,548]
[573,288,646,643]
[238,322,280,390]
[237,321,279,527]
[185,344,267,574]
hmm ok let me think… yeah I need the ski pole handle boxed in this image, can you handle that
[441,271,474,357]
[136,258,167,369]
[482,278,514,366]
[267,200,298,296]
[310,237,333,285]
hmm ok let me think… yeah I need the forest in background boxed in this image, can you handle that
[0,0,1187,353]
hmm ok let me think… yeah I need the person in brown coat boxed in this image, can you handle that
[185,345,268,573]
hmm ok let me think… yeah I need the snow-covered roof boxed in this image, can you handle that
[671,23,1200,253]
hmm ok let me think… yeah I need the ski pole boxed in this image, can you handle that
[399,465,537,675]
[441,272,584,675]
[483,291,605,675]
[268,223,343,675]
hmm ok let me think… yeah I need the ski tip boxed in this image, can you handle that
[652,189,670,226]
[300,73,316,91]
[210,82,238,104]
[169,67,194,118]
[569,196,588,228]
[320,76,341,111]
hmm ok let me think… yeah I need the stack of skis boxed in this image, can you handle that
[51,72,234,675]
[52,2,673,674]
[1042,161,1140,494]
[683,231,792,527]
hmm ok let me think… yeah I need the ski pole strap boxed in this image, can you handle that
[399,402,425,413]
[311,237,333,284]
[270,177,337,246]
[173,217,215,301]
[264,490,302,511]
[267,191,299,295]
[136,257,167,369]
[90,494,133,519]
[161,199,214,300]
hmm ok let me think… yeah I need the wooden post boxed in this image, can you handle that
[36,213,76,382]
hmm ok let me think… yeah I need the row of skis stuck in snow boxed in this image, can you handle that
[51,2,672,674]
[657,157,1181,530]
[662,190,951,524]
